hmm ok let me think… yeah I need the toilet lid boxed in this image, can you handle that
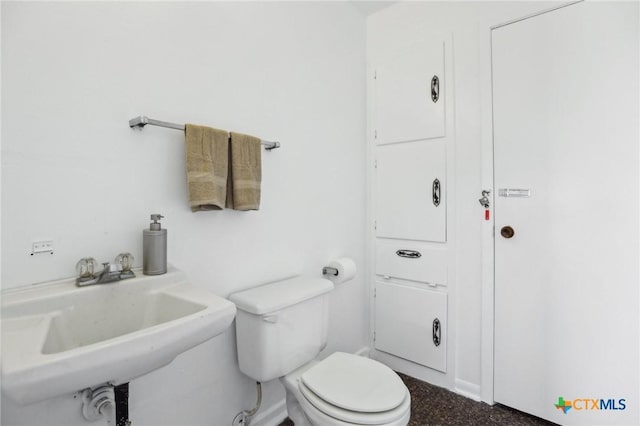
[300,352,407,413]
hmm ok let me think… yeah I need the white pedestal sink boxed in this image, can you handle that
[1,266,236,404]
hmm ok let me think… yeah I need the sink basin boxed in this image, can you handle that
[1,267,236,404]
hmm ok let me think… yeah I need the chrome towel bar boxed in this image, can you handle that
[128,115,281,150]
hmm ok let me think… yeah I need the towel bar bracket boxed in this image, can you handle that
[129,116,184,131]
[264,142,280,151]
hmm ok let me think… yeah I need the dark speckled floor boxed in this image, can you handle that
[278,372,556,425]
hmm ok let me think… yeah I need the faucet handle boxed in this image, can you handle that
[76,257,99,278]
[114,253,134,271]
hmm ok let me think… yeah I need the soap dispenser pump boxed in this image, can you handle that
[143,214,167,275]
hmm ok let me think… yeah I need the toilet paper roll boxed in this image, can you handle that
[325,257,357,284]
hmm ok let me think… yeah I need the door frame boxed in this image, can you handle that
[479,1,583,405]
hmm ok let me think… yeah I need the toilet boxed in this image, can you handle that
[229,276,411,426]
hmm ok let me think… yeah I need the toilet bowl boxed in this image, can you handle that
[229,276,411,426]
[281,353,411,426]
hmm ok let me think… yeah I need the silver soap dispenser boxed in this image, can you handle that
[143,214,167,275]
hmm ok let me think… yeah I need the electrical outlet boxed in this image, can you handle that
[31,240,54,255]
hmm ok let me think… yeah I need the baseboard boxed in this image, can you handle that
[250,399,287,426]
[454,378,482,402]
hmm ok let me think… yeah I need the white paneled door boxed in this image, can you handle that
[493,3,638,425]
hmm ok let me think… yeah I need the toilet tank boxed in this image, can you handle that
[229,276,334,382]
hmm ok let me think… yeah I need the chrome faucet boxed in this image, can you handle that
[76,254,136,287]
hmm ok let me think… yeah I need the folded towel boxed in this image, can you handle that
[226,132,262,211]
[185,124,229,211]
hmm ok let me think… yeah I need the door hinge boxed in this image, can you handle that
[373,331,376,342]
[374,70,377,80]
[373,287,377,298]
[374,159,377,168]
[374,220,377,230]
[374,129,377,139]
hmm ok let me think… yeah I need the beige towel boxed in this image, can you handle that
[226,132,262,210]
[185,124,229,211]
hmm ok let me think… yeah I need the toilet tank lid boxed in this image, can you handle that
[229,276,334,315]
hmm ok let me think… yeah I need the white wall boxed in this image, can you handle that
[1,2,367,425]
[367,1,563,400]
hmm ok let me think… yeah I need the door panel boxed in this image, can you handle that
[493,3,638,425]
[375,40,445,145]
[374,281,447,372]
[376,140,446,242]
[375,239,447,286]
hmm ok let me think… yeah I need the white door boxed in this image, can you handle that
[493,3,638,425]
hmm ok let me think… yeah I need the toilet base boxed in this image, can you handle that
[284,390,312,426]
[280,361,317,426]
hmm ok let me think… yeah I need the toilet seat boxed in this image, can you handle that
[298,352,410,425]
[299,380,410,425]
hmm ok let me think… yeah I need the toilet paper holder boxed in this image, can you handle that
[322,266,339,276]
[322,258,357,284]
